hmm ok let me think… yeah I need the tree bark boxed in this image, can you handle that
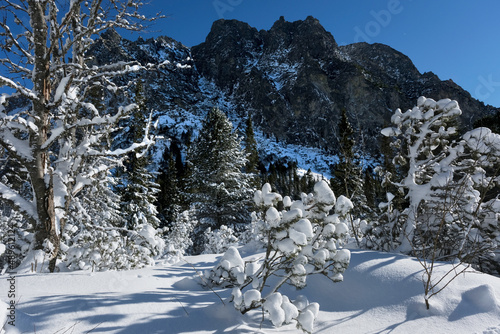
[28,0,59,272]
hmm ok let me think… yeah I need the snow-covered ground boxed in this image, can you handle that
[1,247,500,334]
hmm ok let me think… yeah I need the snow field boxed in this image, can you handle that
[1,249,499,333]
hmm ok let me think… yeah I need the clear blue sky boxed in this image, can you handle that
[134,0,500,108]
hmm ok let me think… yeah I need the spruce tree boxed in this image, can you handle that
[300,168,317,195]
[243,114,260,174]
[186,107,254,253]
[119,82,160,231]
[330,109,366,215]
[363,167,377,210]
[156,143,183,230]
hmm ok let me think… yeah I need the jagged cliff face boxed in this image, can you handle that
[192,16,497,153]
[88,29,204,117]
[86,16,498,160]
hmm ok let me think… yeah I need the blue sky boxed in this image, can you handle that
[134,0,500,108]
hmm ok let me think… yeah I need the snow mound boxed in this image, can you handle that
[462,284,499,312]
[15,250,50,273]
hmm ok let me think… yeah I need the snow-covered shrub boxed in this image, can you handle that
[365,97,500,305]
[366,97,500,259]
[203,225,238,254]
[203,181,351,332]
[61,178,165,271]
[0,208,31,271]
[63,222,165,271]
[164,209,198,257]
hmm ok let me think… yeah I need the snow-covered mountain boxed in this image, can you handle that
[86,16,498,173]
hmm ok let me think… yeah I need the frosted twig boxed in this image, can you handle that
[187,261,226,306]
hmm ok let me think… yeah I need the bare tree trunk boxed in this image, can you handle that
[28,0,59,272]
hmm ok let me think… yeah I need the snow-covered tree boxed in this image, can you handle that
[118,82,161,231]
[204,181,351,332]
[186,107,255,254]
[156,142,184,230]
[366,97,500,276]
[330,108,367,243]
[0,203,31,271]
[164,209,198,258]
[62,174,153,271]
[243,113,260,175]
[366,97,463,253]
[203,225,238,254]
[0,1,160,271]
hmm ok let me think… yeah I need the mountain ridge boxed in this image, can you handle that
[86,16,498,166]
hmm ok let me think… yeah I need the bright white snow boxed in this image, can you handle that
[1,248,499,333]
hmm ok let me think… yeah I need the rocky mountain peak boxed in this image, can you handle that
[340,42,421,83]
[205,19,260,45]
[192,19,262,89]
[100,28,122,43]
[192,16,498,154]
[88,28,132,65]
[265,15,338,57]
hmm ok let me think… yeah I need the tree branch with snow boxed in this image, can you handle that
[0,0,162,272]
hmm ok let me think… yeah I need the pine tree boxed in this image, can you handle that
[244,113,260,175]
[363,167,377,210]
[301,168,317,195]
[119,82,160,232]
[156,143,183,230]
[186,107,255,254]
[330,109,367,219]
[165,209,198,258]
[331,109,361,195]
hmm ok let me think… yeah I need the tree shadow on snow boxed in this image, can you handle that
[17,276,255,333]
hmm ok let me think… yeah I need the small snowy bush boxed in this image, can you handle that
[164,209,198,257]
[203,225,238,254]
[204,181,351,333]
[61,182,165,271]
[0,209,31,271]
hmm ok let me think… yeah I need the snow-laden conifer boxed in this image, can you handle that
[203,225,239,254]
[117,82,161,236]
[186,107,255,254]
[60,172,164,271]
[164,209,198,259]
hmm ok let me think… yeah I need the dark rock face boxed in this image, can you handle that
[192,17,498,153]
[88,17,498,159]
[88,29,207,122]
